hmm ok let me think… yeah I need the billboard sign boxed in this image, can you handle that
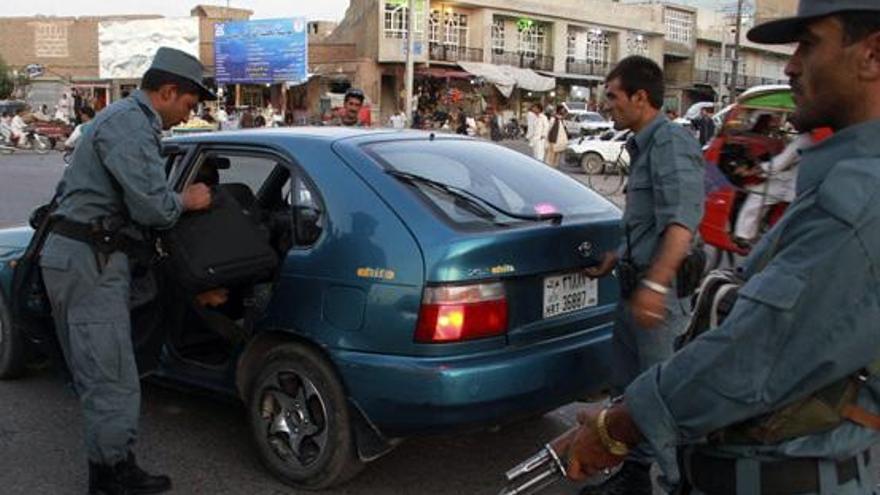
[99,18,199,80]
[214,18,308,84]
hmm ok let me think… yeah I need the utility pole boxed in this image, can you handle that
[728,0,744,101]
[718,29,727,106]
[404,0,416,126]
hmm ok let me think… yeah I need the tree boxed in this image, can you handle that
[0,55,13,100]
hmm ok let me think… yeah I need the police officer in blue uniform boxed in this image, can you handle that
[566,2,880,494]
[39,47,214,494]
[581,56,705,494]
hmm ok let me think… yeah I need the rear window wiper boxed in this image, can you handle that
[387,170,563,225]
[388,170,499,222]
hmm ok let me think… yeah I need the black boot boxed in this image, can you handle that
[579,461,652,495]
[88,453,172,495]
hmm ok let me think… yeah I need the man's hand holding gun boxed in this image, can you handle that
[500,401,644,495]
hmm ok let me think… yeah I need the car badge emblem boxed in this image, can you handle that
[577,241,593,259]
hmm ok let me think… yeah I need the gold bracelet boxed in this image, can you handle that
[596,407,630,457]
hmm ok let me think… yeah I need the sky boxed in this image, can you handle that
[3,0,351,22]
[4,0,760,22]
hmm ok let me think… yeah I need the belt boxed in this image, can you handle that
[686,450,869,495]
[51,218,155,262]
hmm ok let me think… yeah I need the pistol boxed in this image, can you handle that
[498,426,578,495]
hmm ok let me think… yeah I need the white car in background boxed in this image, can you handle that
[565,129,632,174]
[563,111,614,138]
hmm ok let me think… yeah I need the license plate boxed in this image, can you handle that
[543,271,598,318]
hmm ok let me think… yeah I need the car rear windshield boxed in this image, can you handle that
[583,113,605,122]
[365,139,616,230]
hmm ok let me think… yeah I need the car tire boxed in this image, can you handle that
[0,291,28,379]
[580,152,605,175]
[247,342,364,490]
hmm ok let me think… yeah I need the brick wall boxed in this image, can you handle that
[0,15,158,80]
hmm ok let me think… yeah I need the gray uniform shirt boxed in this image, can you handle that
[626,119,880,479]
[53,90,182,229]
[619,114,705,268]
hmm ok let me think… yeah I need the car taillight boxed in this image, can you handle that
[415,282,508,343]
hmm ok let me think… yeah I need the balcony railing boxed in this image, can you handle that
[491,50,555,71]
[694,69,751,88]
[428,43,484,63]
[566,60,610,77]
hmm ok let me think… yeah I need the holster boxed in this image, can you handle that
[51,216,157,270]
[675,246,707,299]
[617,259,642,300]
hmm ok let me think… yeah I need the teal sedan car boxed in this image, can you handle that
[0,128,621,489]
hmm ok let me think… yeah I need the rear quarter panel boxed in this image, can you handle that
[259,138,426,355]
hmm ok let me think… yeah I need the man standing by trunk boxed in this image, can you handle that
[581,56,705,494]
[39,47,214,495]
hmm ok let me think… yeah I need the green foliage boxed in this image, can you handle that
[0,56,13,100]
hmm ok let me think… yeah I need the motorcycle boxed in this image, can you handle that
[698,86,831,271]
[0,126,53,154]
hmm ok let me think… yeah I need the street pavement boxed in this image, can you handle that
[0,145,613,495]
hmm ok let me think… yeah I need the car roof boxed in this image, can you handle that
[164,127,476,153]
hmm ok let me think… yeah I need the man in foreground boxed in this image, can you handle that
[567,3,880,494]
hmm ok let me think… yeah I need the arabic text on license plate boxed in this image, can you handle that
[543,272,598,318]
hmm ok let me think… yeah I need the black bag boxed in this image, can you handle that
[161,187,278,293]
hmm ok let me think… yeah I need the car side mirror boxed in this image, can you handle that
[293,205,322,245]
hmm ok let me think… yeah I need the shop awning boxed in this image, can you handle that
[416,67,473,80]
[457,62,555,98]
[536,71,605,83]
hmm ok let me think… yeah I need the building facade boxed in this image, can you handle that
[657,2,793,114]
[324,0,668,124]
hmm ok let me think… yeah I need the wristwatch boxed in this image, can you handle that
[596,407,630,457]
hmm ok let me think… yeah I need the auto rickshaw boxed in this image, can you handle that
[699,86,831,269]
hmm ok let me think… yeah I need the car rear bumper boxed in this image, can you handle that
[332,323,613,437]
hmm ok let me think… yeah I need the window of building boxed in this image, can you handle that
[518,24,546,58]
[492,19,505,54]
[665,8,694,45]
[383,1,425,40]
[429,10,468,47]
[585,29,610,63]
[567,33,576,63]
[626,33,649,57]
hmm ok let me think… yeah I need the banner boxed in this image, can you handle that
[214,18,308,84]
[99,18,199,79]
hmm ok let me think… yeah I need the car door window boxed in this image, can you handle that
[188,151,279,205]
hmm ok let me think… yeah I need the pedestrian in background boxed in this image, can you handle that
[579,55,705,495]
[55,93,72,123]
[63,106,95,151]
[695,105,717,146]
[545,104,569,167]
[566,4,880,495]
[526,103,549,160]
